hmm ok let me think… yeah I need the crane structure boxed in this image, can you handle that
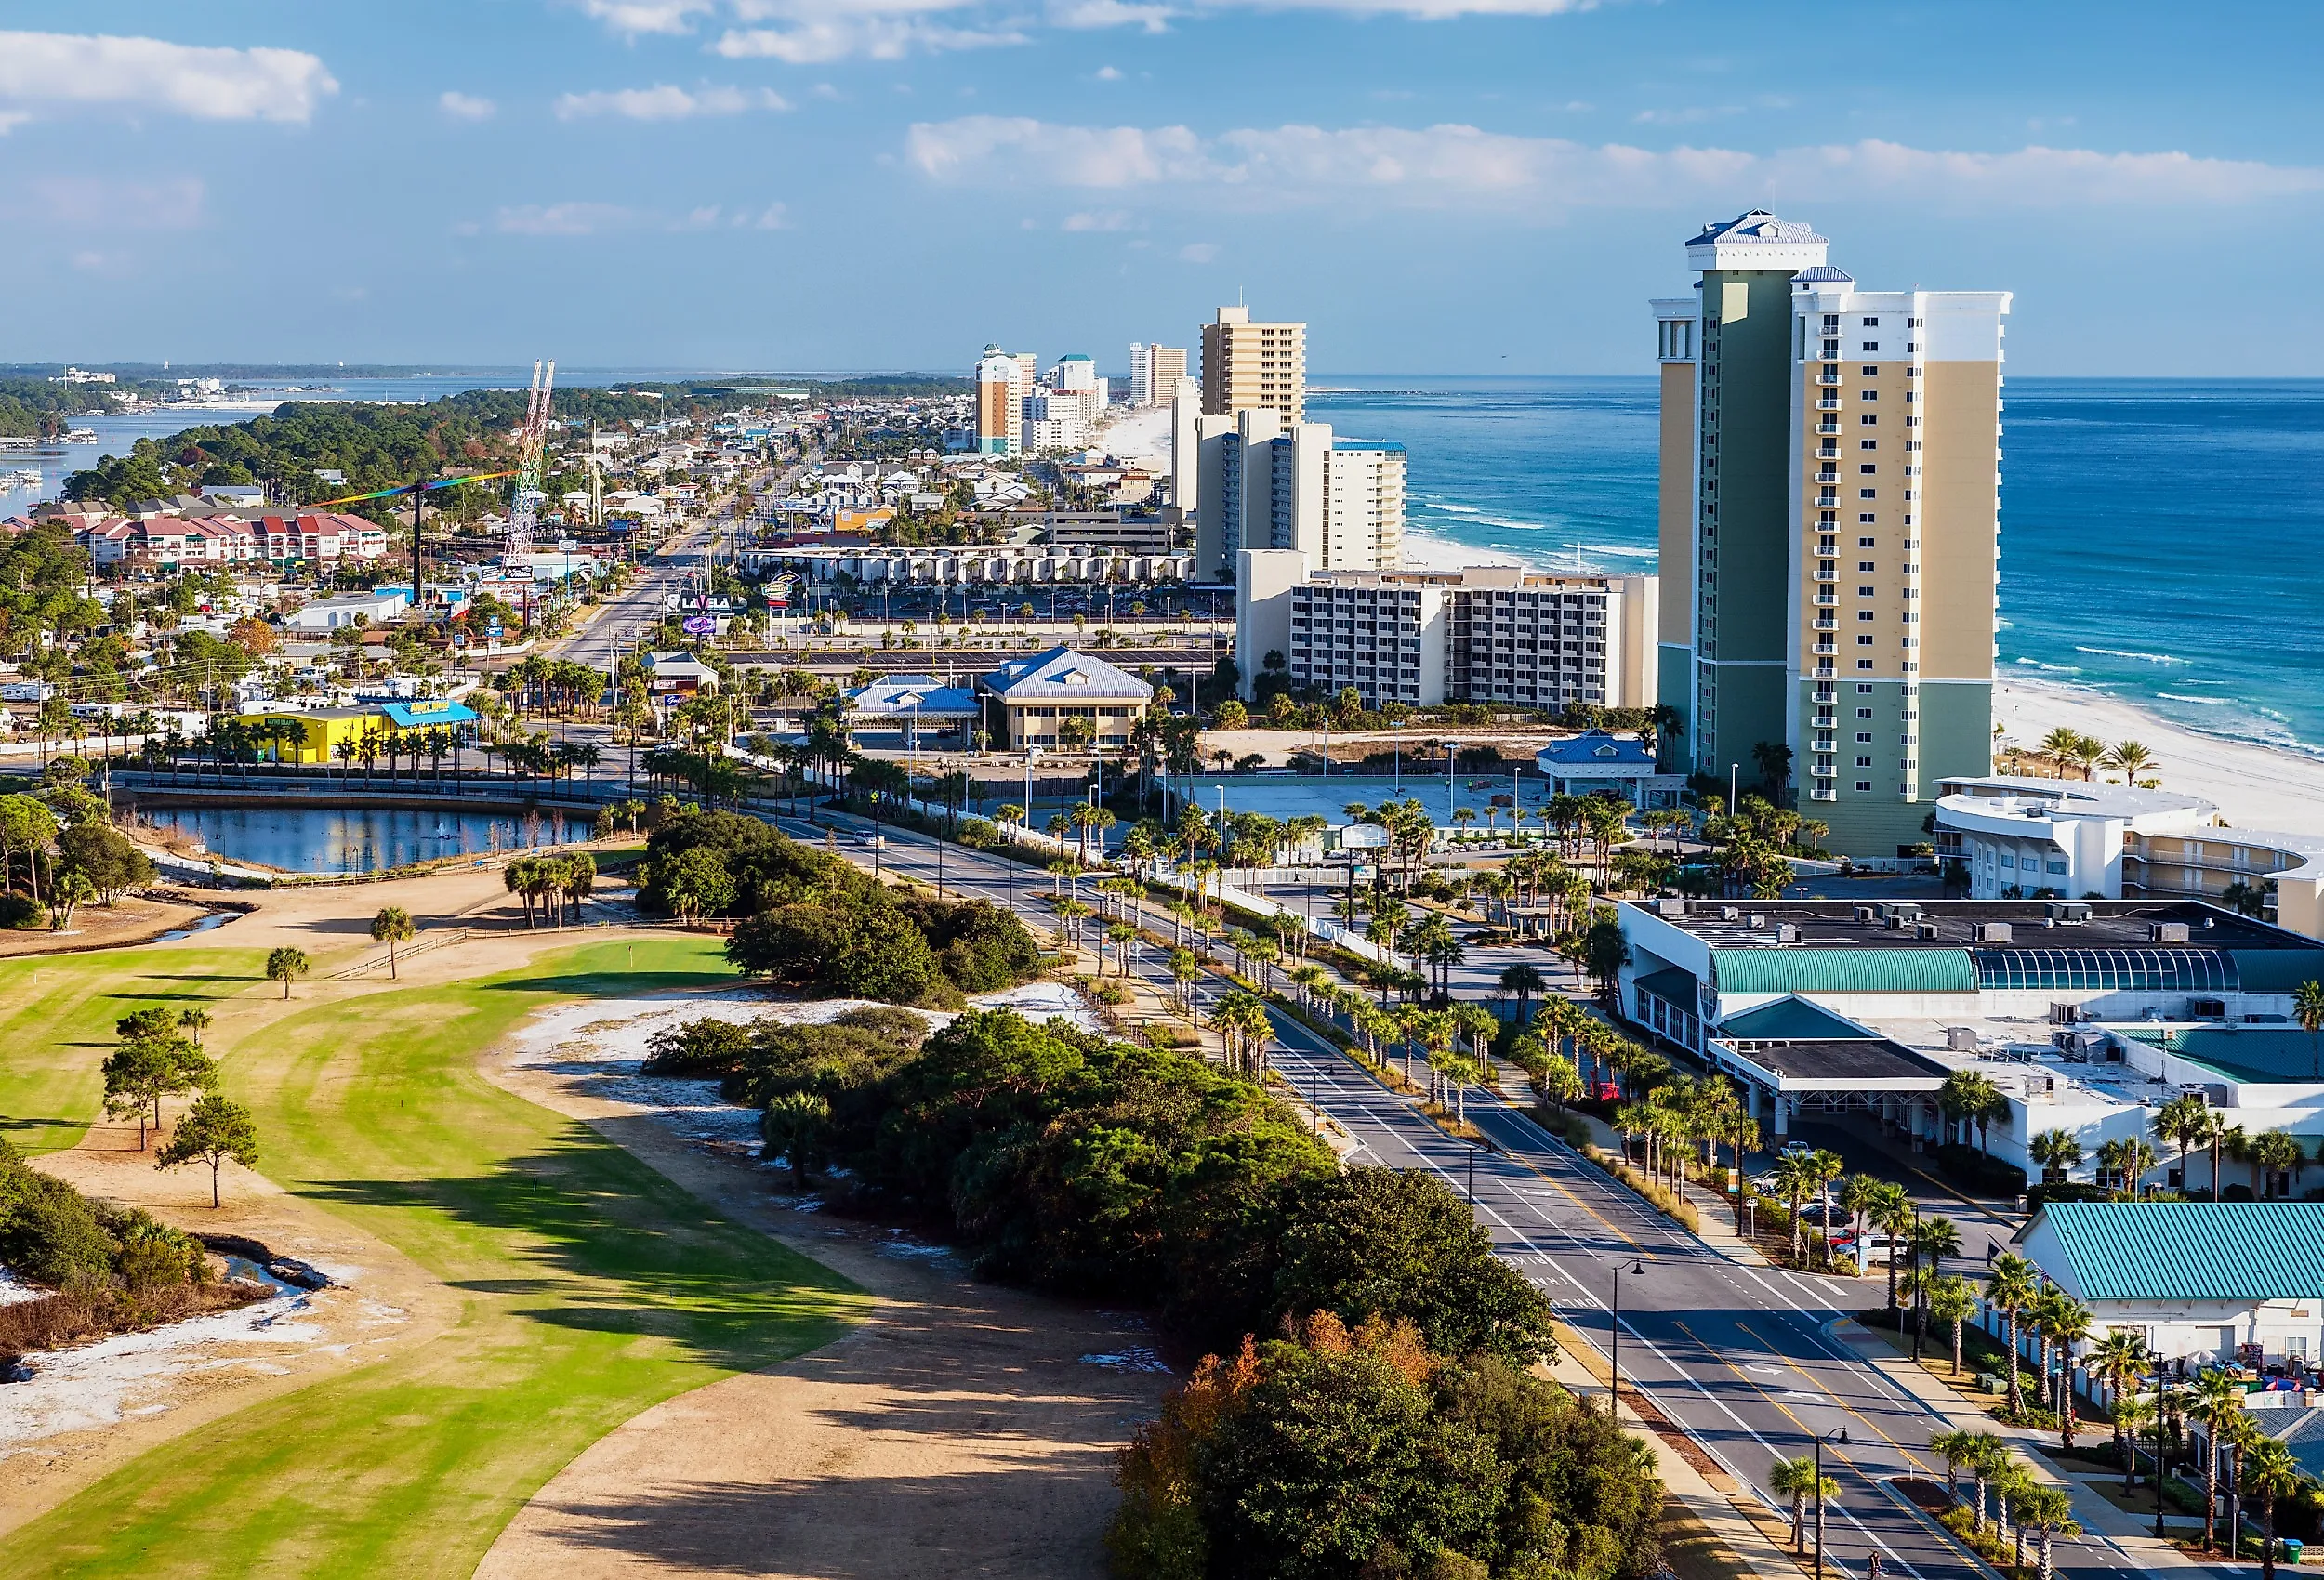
[505,358,557,566]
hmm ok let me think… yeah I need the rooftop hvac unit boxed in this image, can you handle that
[1886,915,1908,930]
[1946,1026,1979,1051]
[1656,897,1687,917]
[2150,921,2191,943]
[1916,921,1939,940]
[2189,998,2228,1020]
[1885,902,1924,921]
[1747,914,1766,930]
[2046,902,2093,924]
[1777,924,1801,944]
[1974,922,2014,942]
[1854,905,1876,924]
[1720,906,1740,922]
[2049,1002,2085,1024]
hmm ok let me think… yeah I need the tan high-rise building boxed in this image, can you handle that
[1650,210,2009,856]
[974,344,1023,456]
[1201,306,1305,424]
[1129,342,1188,408]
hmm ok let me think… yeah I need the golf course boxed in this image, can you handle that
[0,933,867,1577]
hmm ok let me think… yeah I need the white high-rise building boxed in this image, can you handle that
[1188,409,1405,578]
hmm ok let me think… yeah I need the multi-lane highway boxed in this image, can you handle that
[760,807,2178,1580]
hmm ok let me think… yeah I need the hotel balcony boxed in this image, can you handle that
[1813,616,1838,630]
[1817,422,1841,435]
[1814,567,1838,581]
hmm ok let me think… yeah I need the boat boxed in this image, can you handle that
[62,428,97,443]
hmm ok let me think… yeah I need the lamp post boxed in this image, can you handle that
[1607,1257,1644,1411]
[1445,738,1459,830]
[1814,1426,1849,1580]
[2155,1366,2170,1540]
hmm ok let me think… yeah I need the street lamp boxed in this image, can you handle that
[2154,1366,2171,1539]
[1444,738,1460,829]
[1607,1257,1644,1411]
[1814,1426,1849,1580]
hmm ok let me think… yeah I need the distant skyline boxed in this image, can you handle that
[3,2,2320,375]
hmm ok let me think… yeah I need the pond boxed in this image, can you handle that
[141,806,590,875]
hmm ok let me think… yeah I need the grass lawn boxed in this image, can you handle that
[0,936,867,1578]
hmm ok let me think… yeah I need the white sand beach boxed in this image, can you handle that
[1094,403,1170,473]
[1399,528,1525,573]
[1996,678,2324,837]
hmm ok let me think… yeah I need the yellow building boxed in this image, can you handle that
[1201,305,1306,424]
[244,709,383,765]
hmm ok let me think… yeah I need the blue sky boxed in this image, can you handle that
[2,1,2319,375]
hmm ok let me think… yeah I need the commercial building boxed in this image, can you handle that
[237,699,479,765]
[746,543,1193,587]
[1129,342,1188,408]
[1537,731,1686,808]
[1185,407,1406,578]
[286,590,411,632]
[841,674,981,751]
[977,645,1153,751]
[1613,896,2324,1187]
[1652,211,2011,856]
[1236,556,1656,711]
[1934,775,2324,937]
[1201,305,1306,425]
[2014,1203,2324,1373]
[974,345,1024,456]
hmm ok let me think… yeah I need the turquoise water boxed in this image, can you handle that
[143,805,586,874]
[1312,375,2324,758]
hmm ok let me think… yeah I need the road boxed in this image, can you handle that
[760,808,2187,1580]
[549,462,786,672]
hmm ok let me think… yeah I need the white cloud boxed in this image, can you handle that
[577,0,714,36]
[1062,208,1132,230]
[555,83,789,120]
[1050,0,1173,29]
[439,91,496,122]
[495,202,640,236]
[1178,242,1219,262]
[1095,64,1124,81]
[32,175,205,229]
[715,18,1025,61]
[905,117,2324,210]
[0,32,337,125]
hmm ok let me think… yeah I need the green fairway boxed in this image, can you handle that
[1,936,866,1578]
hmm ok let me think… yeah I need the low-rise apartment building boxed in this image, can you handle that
[1235,553,1657,711]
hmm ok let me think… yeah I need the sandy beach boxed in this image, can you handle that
[1094,402,1169,473]
[1996,677,2324,836]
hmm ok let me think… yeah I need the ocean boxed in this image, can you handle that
[1313,375,2324,760]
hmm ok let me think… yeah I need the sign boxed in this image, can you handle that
[681,615,716,636]
[1339,823,1391,850]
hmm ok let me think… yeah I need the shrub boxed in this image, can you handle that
[0,892,46,929]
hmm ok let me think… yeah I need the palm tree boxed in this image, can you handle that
[1497,961,1546,1020]
[1966,1433,2012,1534]
[2188,1365,2248,1552]
[1912,1216,1963,1350]
[2016,1482,2080,1580]
[265,945,310,1000]
[2255,1127,2304,1199]
[1930,1275,1978,1376]
[2028,1127,2083,1186]
[1768,1456,1835,1554]
[1931,1428,1981,1507]
[370,904,415,979]
[2087,1327,2150,1455]
[762,1091,830,1189]
[2246,1436,2306,1580]
[2101,738,2158,783]
[1987,1253,2038,1415]
[2298,980,2324,1083]
[2155,1092,2214,1194]
[1868,1180,1915,1315]
[2043,1297,2093,1449]
[2113,1393,2155,1495]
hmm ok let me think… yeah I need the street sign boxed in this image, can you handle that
[681,615,716,635]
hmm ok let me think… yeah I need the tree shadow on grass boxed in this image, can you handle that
[0,1114,84,1142]
[299,1134,860,1373]
[478,968,747,999]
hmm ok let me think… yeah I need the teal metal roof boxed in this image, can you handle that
[2234,950,2324,994]
[1710,947,1977,997]
[1716,996,1875,1041]
[1632,966,1697,1007]
[2028,1203,2324,1301]
[2133,1026,2324,1085]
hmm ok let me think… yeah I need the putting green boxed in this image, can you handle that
[0,936,865,1578]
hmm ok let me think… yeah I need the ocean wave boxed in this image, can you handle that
[2073,646,2191,665]
[2012,659,2083,674]
[1566,543,1658,559]
[2155,693,2234,706]
[1420,501,1484,515]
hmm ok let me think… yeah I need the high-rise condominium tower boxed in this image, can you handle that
[1129,342,1188,408]
[974,344,1023,455]
[1652,211,2010,857]
[1201,306,1305,424]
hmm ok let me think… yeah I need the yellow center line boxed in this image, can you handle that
[1731,1317,1933,1475]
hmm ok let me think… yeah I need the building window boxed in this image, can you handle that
[1860,464,1877,475]
[1858,536,1876,548]
[1859,489,1877,499]
[1858,587,1876,598]
[1860,415,1879,426]
[1859,513,1877,524]
[1862,318,1880,326]
[1857,634,1874,645]
[1861,342,1880,352]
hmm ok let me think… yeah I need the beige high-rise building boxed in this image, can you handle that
[1129,342,1188,408]
[1201,306,1306,424]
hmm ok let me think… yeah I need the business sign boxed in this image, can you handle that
[1338,823,1391,850]
[681,615,717,636]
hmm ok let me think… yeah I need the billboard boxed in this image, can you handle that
[681,615,716,636]
[1338,823,1391,850]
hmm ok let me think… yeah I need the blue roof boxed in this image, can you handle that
[378,700,478,729]
[1331,439,1406,453]
[2023,1203,2324,1302]
[980,645,1152,702]
[2120,1025,2324,1084]
[845,676,980,717]
[1793,266,1855,283]
[1538,731,1654,768]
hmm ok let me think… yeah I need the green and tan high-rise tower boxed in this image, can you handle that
[1652,211,2011,858]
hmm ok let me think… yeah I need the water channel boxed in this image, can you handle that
[141,806,588,875]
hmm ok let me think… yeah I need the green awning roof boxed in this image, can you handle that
[2233,950,2324,994]
[1716,996,1876,1041]
[1710,947,1977,997]
[2027,1203,2324,1301]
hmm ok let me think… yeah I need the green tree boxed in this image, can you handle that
[2247,1436,2305,1580]
[761,1091,831,1191]
[370,904,415,978]
[154,1091,259,1208]
[2296,979,2324,1083]
[1930,1274,1978,1377]
[1987,1253,2039,1415]
[1769,1455,1836,1553]
[101,1032,216,1150]
[266,945,311,1000]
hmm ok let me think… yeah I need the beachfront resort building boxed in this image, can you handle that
[1934,774,2324,938]
[1178,400,1408,577]
[974,345,1024,456]
[1201,305,1305,425]
[1651,211,2011,858]
[1613,896,2324,1192]
[1129,342,1188,408]
[1235,557,1657,712]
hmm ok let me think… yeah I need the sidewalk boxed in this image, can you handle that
[1829,1316,2212,1573]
